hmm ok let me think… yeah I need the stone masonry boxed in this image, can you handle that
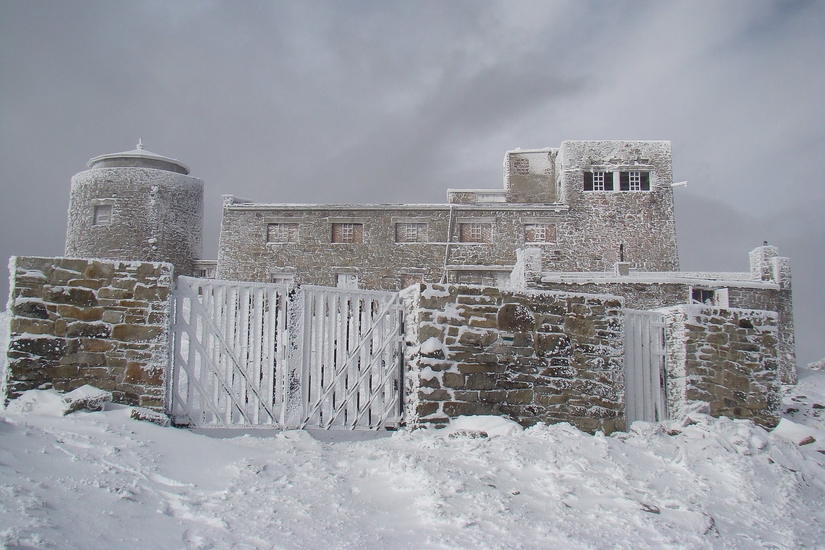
[662,305,780,428]
[403,283,626,434]
[523,245,796,384]
[216,140,679,289]
[5,256,173,409]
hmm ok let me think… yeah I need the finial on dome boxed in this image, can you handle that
[137,138,144,150]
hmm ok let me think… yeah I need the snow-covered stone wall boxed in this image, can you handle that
[557,140,678,272]
[403,283,626,434]
[527,245,796,384]
[661,305,780,428]
[4,256,173,409]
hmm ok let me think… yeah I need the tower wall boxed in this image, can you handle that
[65,167,203,277]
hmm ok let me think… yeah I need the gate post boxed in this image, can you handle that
[282,286,306,428]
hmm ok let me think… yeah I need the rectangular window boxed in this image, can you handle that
[395,223,428,243]
[459,222,492,243]
[619,171,650,191]
[336,273,359,289]
[270,274,295,285]
[331,223,363,244]
[512,157,529,175]
[524,223,556,243]
[583,171,613,192]
[93,204,112,226]
[267,223,299,243]
[691,287,728,307]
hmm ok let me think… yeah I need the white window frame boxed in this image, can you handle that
[592,171,606,192]
[628,171,641,191]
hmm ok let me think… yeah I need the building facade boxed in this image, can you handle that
[216,141,679,289]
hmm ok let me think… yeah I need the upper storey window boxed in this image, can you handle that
[620,171,650,191]
[459,222,492,243]
[267,223,299,243]
[395,223,428,243]
[512,158,529,175]
[584,170,651,191]
[583,171,613,192]
[332,223,363,244]
[93,204,112,226]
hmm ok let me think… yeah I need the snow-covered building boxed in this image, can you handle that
[216,141,678,288]
[2,138,795,432]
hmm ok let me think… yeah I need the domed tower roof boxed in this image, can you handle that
[86,139,190,175]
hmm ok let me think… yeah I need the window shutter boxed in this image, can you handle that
[640,172,650,191]
[583,172,594,191]
[605,172,614,191]
[619,172,630,191]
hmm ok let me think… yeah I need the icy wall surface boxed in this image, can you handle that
[5,256,173,409]
[403,283,626,434]
[66,167,203,277]
[662,305,781,427]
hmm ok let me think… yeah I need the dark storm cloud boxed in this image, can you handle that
[0,0,822,364]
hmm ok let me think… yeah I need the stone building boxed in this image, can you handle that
[216,141,678,288]
[65,140,203,279]
[1,138,794,432]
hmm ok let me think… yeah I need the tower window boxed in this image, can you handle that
[584,171,613,191]
[512,157,529,175]
[619,171,651,191]
[93,204,112,226]
[332,223,363,244]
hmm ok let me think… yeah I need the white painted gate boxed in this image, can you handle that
[624,310,668,424]
[168,276,404,430]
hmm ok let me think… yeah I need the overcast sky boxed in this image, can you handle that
[1,0,823,365]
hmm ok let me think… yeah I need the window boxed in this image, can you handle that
[93,204,112,226]
[267,223,299,243]
[691,287,729,307]
[336,273,359,289]
[512,157,529,175]
[619,171,650,191]
[583,171,613,192]
[524,223,556,243]
[331,223,363,244]
[459,222,492,243]
[270,274,294,286]
[395,223,428,243]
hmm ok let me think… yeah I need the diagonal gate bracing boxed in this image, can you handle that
[168,277,404,430]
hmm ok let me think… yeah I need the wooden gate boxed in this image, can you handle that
[624,310,668,425]
[168,277,404,430]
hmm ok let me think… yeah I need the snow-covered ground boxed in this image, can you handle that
[1,371,824,549]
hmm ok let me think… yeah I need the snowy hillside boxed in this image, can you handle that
[1,371,824,549]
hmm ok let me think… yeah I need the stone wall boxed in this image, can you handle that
[556,140,679,272]
[403,283,626,434]
[524,246,796,384]
[661,305,780,428]
[4,256,173,409]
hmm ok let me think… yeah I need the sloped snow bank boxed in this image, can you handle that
[0,372,824,549]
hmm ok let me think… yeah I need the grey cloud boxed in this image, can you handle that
[1,0,822,365]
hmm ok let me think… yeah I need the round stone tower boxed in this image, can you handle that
[65,140,203,277]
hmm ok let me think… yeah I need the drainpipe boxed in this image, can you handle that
[440,204,455,283]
